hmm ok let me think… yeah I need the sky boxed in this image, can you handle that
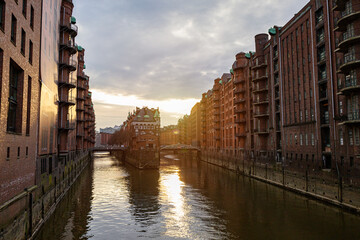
[72,0,309,130]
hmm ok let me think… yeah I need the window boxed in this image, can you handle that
[295,134,298,145]
[349,129,353,145]
[21,29,26,55]
[48,157,52,174]
[30,5,34,30]
[41,157,47,174]
[305,134,308,146]
[0,0,5,31]
[11,14,17,44]
[26,76,31,135]
[339,130,344,146]
[26,146,28,157]
[29,40,33,64]
[300,134,303,146]
[311,133,315,146]
[22,0,27,17]
[17,146,20,158]
[350,157,354,167]
[7,60,24,133]
[6,147,10,160]
[355,128,360,145]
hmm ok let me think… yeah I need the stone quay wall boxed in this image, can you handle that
[114,150,160,169]
[0,153,92,240]
[200,151,360,214]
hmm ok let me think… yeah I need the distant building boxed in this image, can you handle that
[100,125,121,134]
[122,107,160,150]
[190,102,201,147]
[160,125,180,145]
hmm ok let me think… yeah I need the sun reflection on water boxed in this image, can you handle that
[160,167,191,238]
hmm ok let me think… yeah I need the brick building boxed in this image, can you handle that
[190,102,201,147]
[160,125,179,145]
[0,0,41,205]
[122,107,160,150]
[0,0,96,236]
[178,114,191,145]
[181,0,360,176]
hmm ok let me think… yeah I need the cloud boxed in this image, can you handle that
[72,0,309,128]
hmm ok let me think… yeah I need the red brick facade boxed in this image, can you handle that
[0,0,41,205]
[177,0,360,178]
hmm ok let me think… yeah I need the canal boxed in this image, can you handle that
[35,152,360,240]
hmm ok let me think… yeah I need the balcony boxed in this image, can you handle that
[254,110,269,118]
[254,129,269,135]
[254,99,269,105]
[235,107,246,114]
[333,0,346,11]
[59,58,77,72]
[77,131,85,137]
[343,110,360,125]
[60,40,77,55]
[252,74,268,82]
[57,76,76,88]
[234,78,246,84]
[76,105,85,111]
[234,88,246,94]
[60,19,78,37]
[234,98,246,104]
[59,120,75,131]
[336,31,360,52]
[77,71,87,80]
[252,62,267,70]
[253,86,268,94]
[235,118,246,124]
[235,132,246,138]
[76,94,86,101]
[338,79,360,94]
[59,94,76,105]
[336,9,360,32]
[338,53,360,73]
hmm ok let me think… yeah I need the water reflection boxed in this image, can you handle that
[35,153,360,240]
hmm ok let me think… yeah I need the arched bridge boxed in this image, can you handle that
[92,146,126,152]
[160,144,200,152]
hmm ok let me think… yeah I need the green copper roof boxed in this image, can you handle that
[268,27,276,35]
[245,53,251,59]
[205,95,207,98]
[77,45,83,51]
[71,16,76,24]
[230,68,234,74]
[219,80,222,84]
[144,115,150,118]
[137,115,141,117]
[154,110,160,118]
[83,64,86,69]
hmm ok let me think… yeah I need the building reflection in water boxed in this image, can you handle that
[35,153,360,240]
[125,167,161,228]
[35,162,94,240]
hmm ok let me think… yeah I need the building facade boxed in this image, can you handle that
[160,125,179,146]
[0,0,41,206]
[122,107,160,150]
[178,0,360,179]
[0,0,96,238]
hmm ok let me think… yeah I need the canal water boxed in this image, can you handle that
[35,152,360,240]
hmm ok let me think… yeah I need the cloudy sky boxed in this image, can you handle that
[72,0,308,130]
